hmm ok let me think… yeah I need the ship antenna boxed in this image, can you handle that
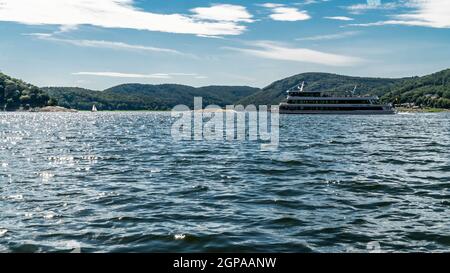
[352,85,357,96]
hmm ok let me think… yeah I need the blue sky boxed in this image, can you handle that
[0,0,449,89]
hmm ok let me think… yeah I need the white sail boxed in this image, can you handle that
[92,105,98,112]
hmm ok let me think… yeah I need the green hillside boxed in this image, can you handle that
[43,84,259,111]
[237,72,404,106]
[381,69,450,108]
[0,72,55,110]
[237,70,450,109]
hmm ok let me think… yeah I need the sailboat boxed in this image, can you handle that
[91,104,98,112]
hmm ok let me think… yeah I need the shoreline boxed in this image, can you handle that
[396,107,450,113]
[3,106,450,114]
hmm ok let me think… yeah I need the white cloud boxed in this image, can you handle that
[350,21,397,27]
[24,34,186,55]
[270,7,311,21]
[64,40,182,55]
[191,4,253,22]
[73,72,171,79]
[301,0,320,5]
[261,3,311,21]
[260,3,284,8]
[293,0,331,6]
[57,25,79,33]
[346,2,400,14]
[296,31,360,41]
[223,41,362,66]
[0,0,252,36]
[73,72,202,79]
[350,0,450,28]
[324,16,354,21]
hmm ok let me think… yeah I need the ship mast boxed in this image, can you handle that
[299,81,305,92]
[351,85,357,96]
[287,81,305,93]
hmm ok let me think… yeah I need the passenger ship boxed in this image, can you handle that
[279,82,395,115]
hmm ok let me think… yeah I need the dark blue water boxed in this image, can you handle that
[0,112,449,253]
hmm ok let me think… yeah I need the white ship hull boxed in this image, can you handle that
[279,82,396,115]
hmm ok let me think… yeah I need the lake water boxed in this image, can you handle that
[0,112,449,253]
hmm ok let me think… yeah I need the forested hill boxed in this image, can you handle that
[43,84,259,111]
[237,72,405,106]
[236,70,450,109]
[0,72,55,110]
[381,69,450,108]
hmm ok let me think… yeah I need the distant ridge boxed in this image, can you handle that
[43,84,259,111]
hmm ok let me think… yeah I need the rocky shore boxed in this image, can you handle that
[34,106,78,113]
[396,107,450,113]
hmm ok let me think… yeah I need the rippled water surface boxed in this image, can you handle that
[0,112,449,253]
